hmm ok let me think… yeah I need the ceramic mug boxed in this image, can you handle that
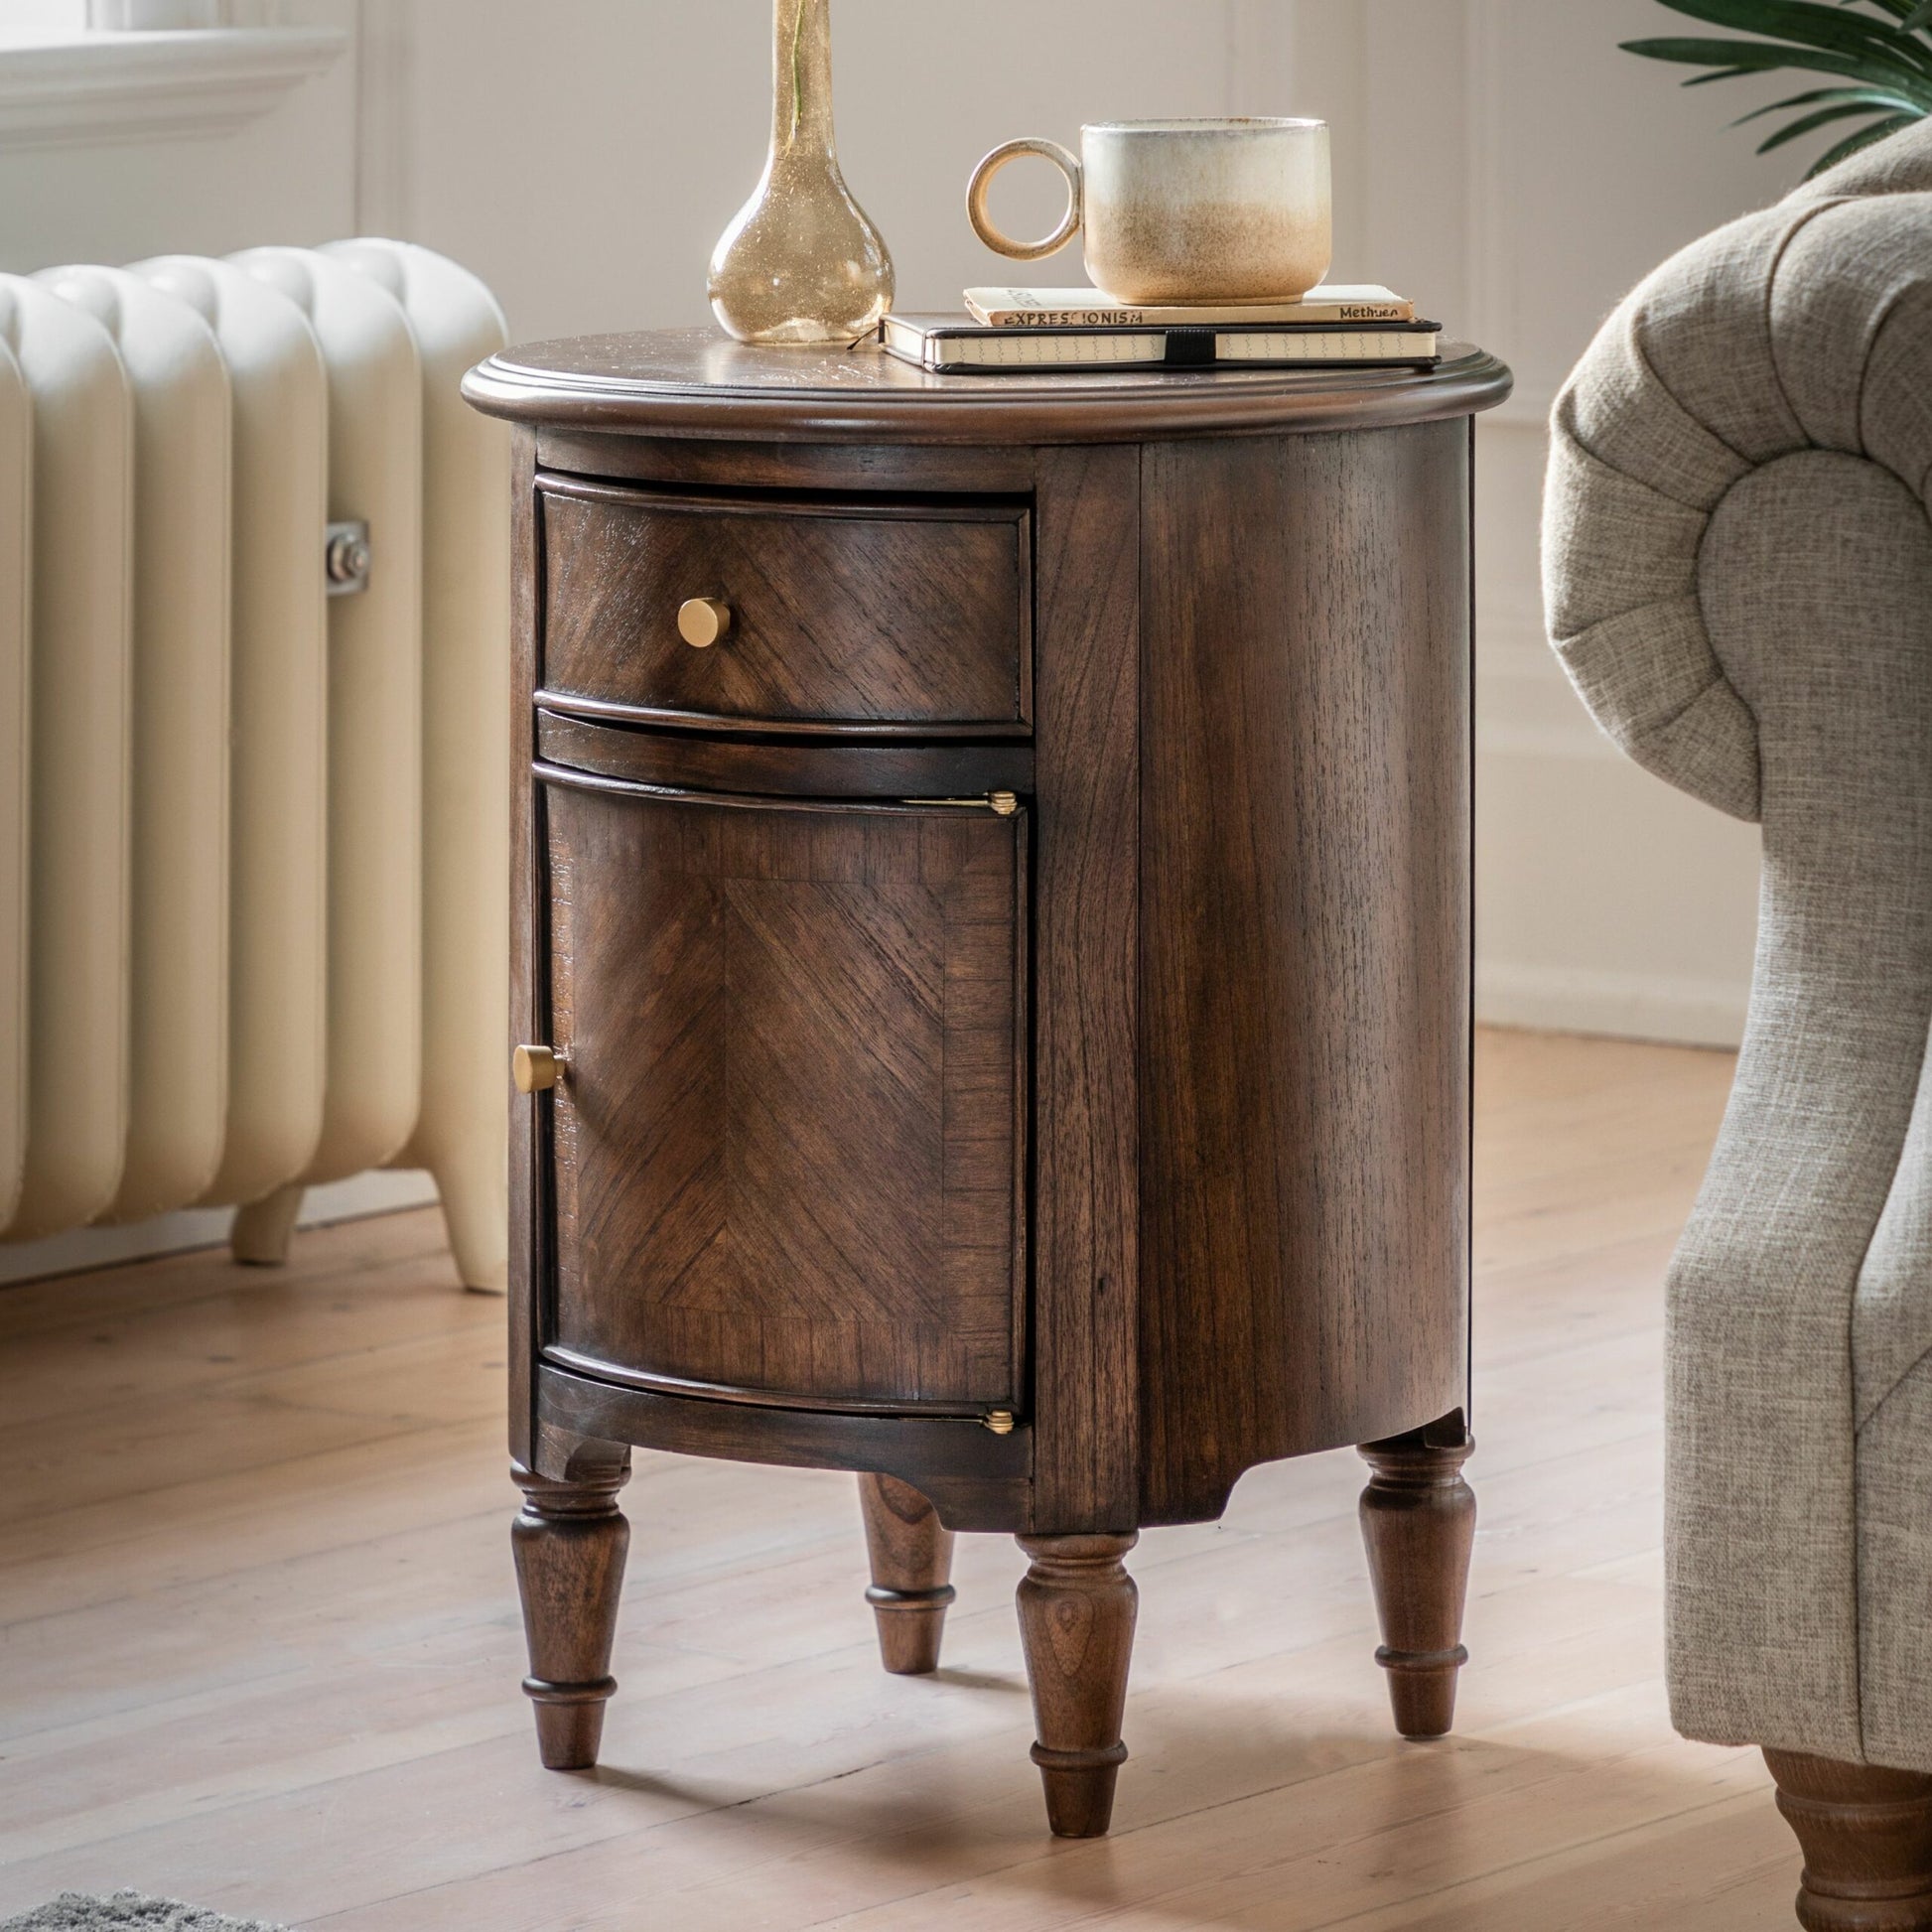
[966,118,1332,306]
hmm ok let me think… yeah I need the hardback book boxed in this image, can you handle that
[879,312,1441,375]
[964,283,1415,328]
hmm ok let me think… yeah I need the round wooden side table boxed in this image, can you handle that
[464,331,1513,1838]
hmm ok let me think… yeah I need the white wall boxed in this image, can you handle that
[1226,2,1778,1047]
[367,0,1794,1047]
[371,0,1239,343]
[1455,0,1774,1047]
[0,0,1838,1277]
[0,0,358,268]
[4,2,1811,1064]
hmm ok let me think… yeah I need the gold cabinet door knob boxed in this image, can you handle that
[677,597,733,648]
[512,1044,561,1094]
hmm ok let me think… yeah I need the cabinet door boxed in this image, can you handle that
[539,776,1028,1416]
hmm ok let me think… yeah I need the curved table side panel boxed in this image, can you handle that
[1137,419,1473,1524]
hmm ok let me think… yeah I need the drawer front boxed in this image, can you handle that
[539,772,1029,1416]
[539,478,1032,733]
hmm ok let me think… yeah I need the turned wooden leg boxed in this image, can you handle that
[858,1472,956,1675]
[1015,1532,1138,1838]
[1766,1749,1932,1931]
[1359,1413,1475,1739]
[510,1453,630,1770]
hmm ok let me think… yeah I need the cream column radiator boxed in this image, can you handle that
[0,240,511,1293]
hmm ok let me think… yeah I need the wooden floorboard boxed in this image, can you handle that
[0,1028,1792,1929]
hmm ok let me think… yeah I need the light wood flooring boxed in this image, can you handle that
[0,1029,1791,1929]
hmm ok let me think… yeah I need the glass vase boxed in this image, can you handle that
[708,0,895,345]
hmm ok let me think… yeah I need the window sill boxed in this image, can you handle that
[0,27,346,150]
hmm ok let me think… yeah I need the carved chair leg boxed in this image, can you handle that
[858,1472,956,1675]
[1015,1532,1138,1839]
[1359,1412,1475,1739]
[1766,1749,1932,1931]
[510,1453,630,1770]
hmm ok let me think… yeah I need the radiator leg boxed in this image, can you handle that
[432,1147,508,1296]
[231,1181,304,1267]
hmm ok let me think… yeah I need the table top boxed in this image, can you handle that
[463,328,1513,446]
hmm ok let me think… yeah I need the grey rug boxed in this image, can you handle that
[0,1896,287,1932]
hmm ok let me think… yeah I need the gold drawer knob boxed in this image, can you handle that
[512,1044,561,1094]
[677,597,733,649]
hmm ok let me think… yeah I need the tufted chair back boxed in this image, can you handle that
[1544,119,1932,1772]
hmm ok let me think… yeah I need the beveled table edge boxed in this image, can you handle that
[463,332,1515,444]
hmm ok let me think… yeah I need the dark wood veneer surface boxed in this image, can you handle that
[534,1368,1033,1534]
[508,427,540,1466]
[1030,445,1141,1532]
[539,478,1030,732]
[483,328,1510,1838]
[536,430,1036,496]
[534,710,1034,799]
[542,775,1027,1415]
[465,332,1510,444]
[1138,424,1472,1522]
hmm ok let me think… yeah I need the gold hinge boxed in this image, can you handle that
[903,792,1022,816]
[982,1409,1017,1435]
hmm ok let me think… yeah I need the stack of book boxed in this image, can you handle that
[880,284,1439,375]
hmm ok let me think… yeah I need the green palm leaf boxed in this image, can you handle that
[1650,0,1932,72]
[1729,81,1927,119]
[1845,0,1932,28]
[1751,97,1904,145]
[1811,107,1919,161]
[1621,36,1932,98]
[1624,0,1932,173]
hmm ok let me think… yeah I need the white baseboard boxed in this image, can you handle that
[0,1169,442,1287]
[1477,960,1747,1049]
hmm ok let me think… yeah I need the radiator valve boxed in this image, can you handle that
[325,520,371,596]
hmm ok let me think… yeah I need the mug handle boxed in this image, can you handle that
[967,138,1083,261]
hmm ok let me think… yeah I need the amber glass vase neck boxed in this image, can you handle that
[770,0,837,159]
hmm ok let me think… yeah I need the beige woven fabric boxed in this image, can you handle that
[1543,121,1932,1770]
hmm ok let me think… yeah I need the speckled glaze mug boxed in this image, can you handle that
[967,118,1332,306]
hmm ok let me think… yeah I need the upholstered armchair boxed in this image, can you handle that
[1543,122,1932,1930]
